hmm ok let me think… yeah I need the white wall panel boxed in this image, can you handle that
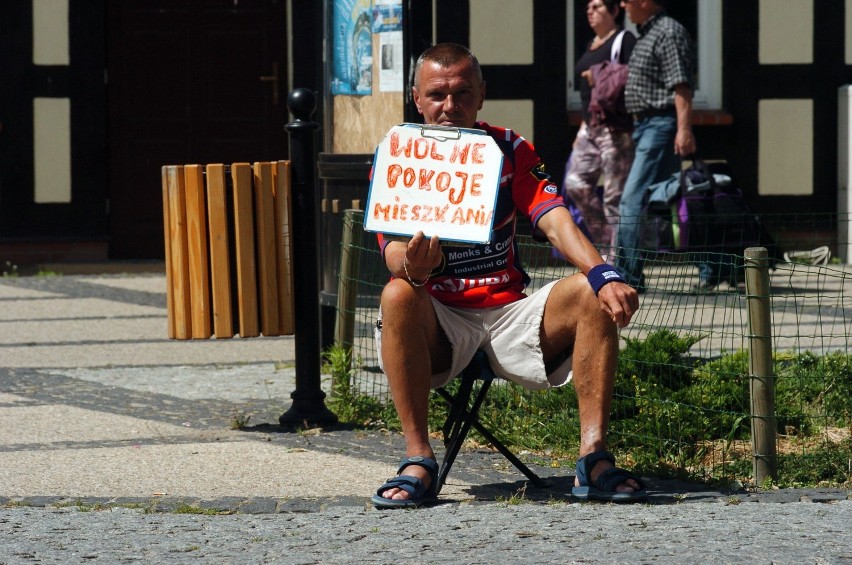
[34,98,72,204]
[469,0,533,65]
[33,0,70,65]
[759,0,813,64]
[758,99,812,196]
[847,0,852,64]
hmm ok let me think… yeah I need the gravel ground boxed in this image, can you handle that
[1,500,850,564]
[1,272,850,564]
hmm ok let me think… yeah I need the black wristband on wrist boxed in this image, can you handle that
[587,264,626,295]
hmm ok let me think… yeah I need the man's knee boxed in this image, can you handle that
[380,279,434,326]
[564,274,619,325]
[381,278,419,308]
[550,274,601,317]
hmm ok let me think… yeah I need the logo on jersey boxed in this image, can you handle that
[529,162,557,193]
[530,162,552,182]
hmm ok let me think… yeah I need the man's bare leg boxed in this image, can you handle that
[540,275,640,493]
[375,279,452,501]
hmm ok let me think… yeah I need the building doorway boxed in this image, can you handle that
[107,0,289,258]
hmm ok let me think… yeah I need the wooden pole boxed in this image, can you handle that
[165,165,192,339]
[231,163,260,338]
[205,164,235,338]
[253,162,281,336]
[274,160,295,335]
[184,164,212,339]
[744,246,778,483]
[161,167,176,339]
[335,209,364,350]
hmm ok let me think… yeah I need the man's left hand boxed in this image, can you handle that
[597,281,639,328]
[674,128,696,157]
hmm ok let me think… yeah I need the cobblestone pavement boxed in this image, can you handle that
[0,272,850,563]
[1,500,850,564]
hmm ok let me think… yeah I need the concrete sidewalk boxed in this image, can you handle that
[0,269,850,563]
[0,270,490,508]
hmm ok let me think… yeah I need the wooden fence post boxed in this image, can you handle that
[745,246,778,483]
[335,209,364,351]
[164,165,191,339]
[205,164,235,338]
[274,160,296,336]
[231,163,260,338]
[254,161,281,336]
[185,164,212,338]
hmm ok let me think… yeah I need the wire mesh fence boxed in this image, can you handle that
[333,210,852,484]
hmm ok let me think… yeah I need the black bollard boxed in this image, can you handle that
[279,88,338,429]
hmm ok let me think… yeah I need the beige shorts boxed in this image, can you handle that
[375,280,573,390]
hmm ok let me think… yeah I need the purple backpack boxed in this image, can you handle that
[588,31,632,131]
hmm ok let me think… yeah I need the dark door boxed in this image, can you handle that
[107,0,288,258]
[0,1,107,240]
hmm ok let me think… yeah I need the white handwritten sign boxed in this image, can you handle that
[364,123,503,244]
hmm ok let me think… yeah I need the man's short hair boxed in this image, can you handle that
[413,43,483,88]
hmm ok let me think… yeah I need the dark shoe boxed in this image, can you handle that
[372,456,439,509]
[572,450,648,503]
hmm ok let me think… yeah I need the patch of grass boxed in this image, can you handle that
[326,331,851,488]
[115,502,153,512]
[52,499,108,512]
[775,436,852,487]
[496,484,529,505]
[230,408,252,430]
[172,503,228,515]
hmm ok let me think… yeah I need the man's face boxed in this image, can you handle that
[621,0,653,25]
[412,60,485,129]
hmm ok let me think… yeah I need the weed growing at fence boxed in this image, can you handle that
[328,333,852,488]
[324,345,399,428]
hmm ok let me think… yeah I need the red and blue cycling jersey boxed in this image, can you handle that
[378,121,566,308]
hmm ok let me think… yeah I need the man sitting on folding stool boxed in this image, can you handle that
[372,43,644,508]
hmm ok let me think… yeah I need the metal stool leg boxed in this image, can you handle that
[434,352,550,494]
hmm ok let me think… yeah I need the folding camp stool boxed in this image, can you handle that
[433,350,550,495]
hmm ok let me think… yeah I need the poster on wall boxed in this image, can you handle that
[373,0,403,92]
[331,0,373,96]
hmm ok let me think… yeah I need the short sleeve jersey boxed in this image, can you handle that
[377,121,565,308]
[624,12,695,114]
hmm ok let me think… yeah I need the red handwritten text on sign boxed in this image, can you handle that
[365,124,503,244]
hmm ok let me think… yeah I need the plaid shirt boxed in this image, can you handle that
[624,11,696,115]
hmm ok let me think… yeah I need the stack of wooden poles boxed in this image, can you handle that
[161,161,294,339]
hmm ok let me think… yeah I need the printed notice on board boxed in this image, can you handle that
[374,0,403,92]
[364,123,503,244]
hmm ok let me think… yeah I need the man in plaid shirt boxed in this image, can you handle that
[614,0,696,291]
